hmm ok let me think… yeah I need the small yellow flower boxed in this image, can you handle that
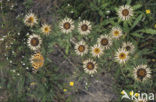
[69,81,74,86]
[129,91,134,96]
[154,24,156,29]
[135,93,139,97]
[121,90,125,95]
[146,9,151,14]
[64,89,67,92]
[30,82,36,86]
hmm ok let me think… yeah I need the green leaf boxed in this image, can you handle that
[123,22,129,33]
[131,33,144,38]
[139,29,156,34]
[65,44,69,55]
[98,0,101,4]
[114,7,118,11]
[130,14,142,30]
[101,3,109,9]
[132,4,142,10]
[127,0,132,5]
[99,10,104,16]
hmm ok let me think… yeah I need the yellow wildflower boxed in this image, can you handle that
[64,89,67,92]
[121,90,125,95]
[130,91,134,96]
[135,93,139,97]
[30,82,36,86]
[69,81,74,86]
[146,9,151,14]
[154,24,156,29]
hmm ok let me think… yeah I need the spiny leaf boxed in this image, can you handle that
[131,33,144,38]
[132,4,142,10]
[126,0,132,5]
[101,3,109,9]
[65,44,70,55]
[139,29,156,35]
[130,14,143,30]
[123,21,129,33]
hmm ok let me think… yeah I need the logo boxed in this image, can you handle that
[121,90,155,101]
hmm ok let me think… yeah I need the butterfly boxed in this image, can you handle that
[31,53,44,70]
